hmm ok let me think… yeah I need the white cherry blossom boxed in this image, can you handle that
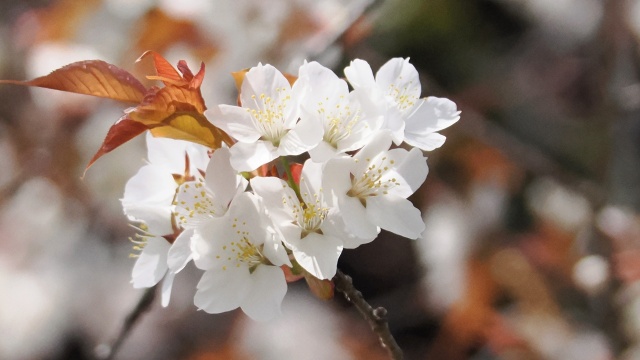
[344,58,459,150]
[122,133,210,236]
[123,133,210,306]
[344,58,420,143]
[251,160,360,280]
[131,229,193,307]
[297,61,381,162]
[117,57,459,320]
[173,147,247,230]
[170,146,247,295]
[192,191,290,321]
[211,63,322,171]
[324,131,428,240]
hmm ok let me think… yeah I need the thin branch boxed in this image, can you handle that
[333,270,403,360]
[96,285,157,360]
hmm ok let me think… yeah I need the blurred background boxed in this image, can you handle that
[0,0,638,359]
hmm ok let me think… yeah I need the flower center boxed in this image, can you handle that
[173,178,220,227]
[216,218,265,273]
[300,203,328,233]
[317,96,362,148]
[288,189,328,234]
[387,82,417,114]
[247,89,291,145]
[347,155,400,201]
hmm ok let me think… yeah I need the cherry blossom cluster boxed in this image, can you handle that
[122,58,460,321]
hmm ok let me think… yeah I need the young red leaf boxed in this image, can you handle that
[0,60,146,103]
[137,50,184,86]
[85,54,233,171]
[176,60,194,81]
[85,116,147,172]
[185,61,205,89]
[1,50,233,172]
[127,85,232,148]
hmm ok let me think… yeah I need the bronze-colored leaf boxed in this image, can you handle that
[6,51,233,172]
[127,83,232,148]
[139,51,206,90]
[138,50,184,86]
[86,56,232,172]
[85,117,148,172]
[0,60,146,103]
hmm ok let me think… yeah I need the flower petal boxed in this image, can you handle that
[366,195,425,239]
[124,204,174,236]
[299,159,323,197]
[290,232,342,280]
[122,165,176,235]
[404,96,460,151]
[210,105,262,143]
[145,132,188,170]
[340,195,379,239]
[375,58,421,105]
[131,236,170,288]
[322,210,376,249]
[145,132,210,172]
[382,147,428,198]
[250,176,295,223]
[352,131,392,175]
[229,140,278,171]
[160,271,176,307]
[206,147,245,207]
[167,228,194,273]
[403,132,447,152]
[262,227,293,267]
[241,64,288,107]
[194,266,252,314]
[309,141,339,163]
[322,157,353,207]
[241,265,287,321]
[190,219,222,270]
[174,178,224,229]
[278,114,323,156]
[344,59,376,90]
[406,97,460,133]
[298,61,348,99]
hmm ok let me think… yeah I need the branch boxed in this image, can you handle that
[333,270,403,360]
[96,285,157,360]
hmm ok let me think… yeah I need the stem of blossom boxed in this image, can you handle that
[97,285,157,360]
[333,270,403,360]
[280,157,301,198]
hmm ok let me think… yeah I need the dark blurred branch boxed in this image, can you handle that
[333,270,404,360]
[97,285,157,360]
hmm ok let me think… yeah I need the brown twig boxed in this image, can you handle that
[333,270,403,360]
[97,285,157,360]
